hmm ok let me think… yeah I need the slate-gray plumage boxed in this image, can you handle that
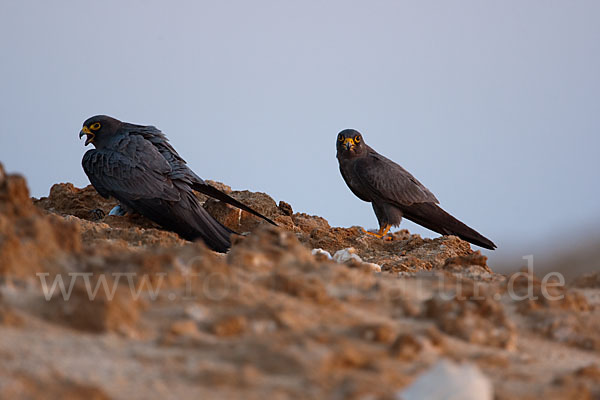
[79,115,275,253]
[336,129,496,250]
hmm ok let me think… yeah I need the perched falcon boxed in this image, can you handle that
[336,129,496,250]
[79,115,275,253]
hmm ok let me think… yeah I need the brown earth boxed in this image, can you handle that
[1,162,599,399]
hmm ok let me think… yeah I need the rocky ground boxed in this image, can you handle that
[0,162,599,399]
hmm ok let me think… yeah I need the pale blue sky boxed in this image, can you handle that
[1,1,599,266]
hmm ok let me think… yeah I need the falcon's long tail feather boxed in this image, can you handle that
[192,183,277,226]
[402,202,496,250]
[126,193,233,253]
[184,202,233,253]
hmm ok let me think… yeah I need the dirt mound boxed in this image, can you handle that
[0,165,81,278]
[1,162,599,399]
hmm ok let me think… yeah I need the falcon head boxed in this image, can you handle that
[336,129,366,158]
[79,115,122,147]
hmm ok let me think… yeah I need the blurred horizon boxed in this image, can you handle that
[1,1,599,268]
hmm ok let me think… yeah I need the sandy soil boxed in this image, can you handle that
[0,162,599,399]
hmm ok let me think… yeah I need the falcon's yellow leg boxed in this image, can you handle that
[362,224,392,239]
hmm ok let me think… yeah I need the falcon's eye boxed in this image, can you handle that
[354,135,361,143]
[338,135,344,142]
[90,122,101,131]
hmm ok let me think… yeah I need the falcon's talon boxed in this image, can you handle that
[361,228,382,238]
[362,224,391,239]
[108,205,127,216]
[366,232,384,239]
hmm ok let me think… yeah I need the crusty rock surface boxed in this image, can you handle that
[0,162,599,399]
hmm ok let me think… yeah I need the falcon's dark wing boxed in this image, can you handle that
[351,148,496,249]
[82,134,180,202]
[123,124,277,226]
[125,124,195,182]
[352,149,439,207]
[82,133,233,252]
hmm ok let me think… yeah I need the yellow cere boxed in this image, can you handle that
[343,138,355,146]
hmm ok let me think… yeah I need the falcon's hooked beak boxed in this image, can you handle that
[343,138,355,151]
[79,126,95,146]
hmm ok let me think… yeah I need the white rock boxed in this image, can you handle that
[311,248,332,259]
[397,359,493,400]
[333,248,363,263]
[184,304,209,322]
[331,248,382,272]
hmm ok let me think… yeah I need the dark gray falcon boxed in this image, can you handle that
[79,115,276,253]
[336,129,496,250]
